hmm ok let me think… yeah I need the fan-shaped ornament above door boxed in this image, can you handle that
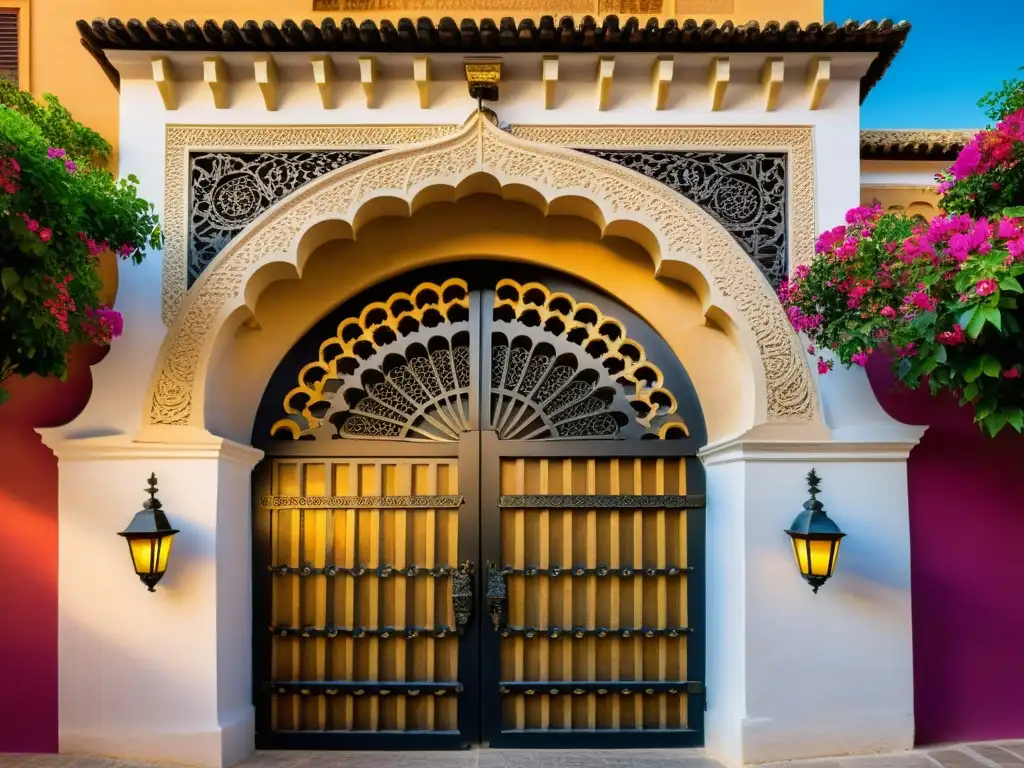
[268,277,691,443]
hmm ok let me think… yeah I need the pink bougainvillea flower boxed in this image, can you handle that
[817,358,832,375]
[117,243,135,258]
[64,159,77,173]
[807,345,815,355]
[25,218,40,232]
[47,147,66,159]
[1004,367,1021,379]
[38,228,52,243]
[880,306,897,319]
[937,324,966,346]
[905,290,937,312]
[851,351,869,367]
[975,279,998,297]
[997,218,1021,239]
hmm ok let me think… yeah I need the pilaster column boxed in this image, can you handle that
[700,432,924,765]
[40,430,263,768]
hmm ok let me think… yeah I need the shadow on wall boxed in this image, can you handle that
[866,355,1024,745]
[0,343,105,752]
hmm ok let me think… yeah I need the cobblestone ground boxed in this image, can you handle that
[0,742,1022,768]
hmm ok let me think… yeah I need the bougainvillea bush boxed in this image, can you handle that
[780,81,1024,437]
[0,81,160,404]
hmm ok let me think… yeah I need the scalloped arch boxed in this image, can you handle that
[144,114,821,433]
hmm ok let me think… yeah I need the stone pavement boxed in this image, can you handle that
[0,742,1022,768]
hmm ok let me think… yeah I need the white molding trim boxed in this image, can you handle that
[37,429,264,466]
[700,431,927,466]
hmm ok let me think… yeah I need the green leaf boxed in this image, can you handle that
[981,355,1002,378]
[958,306,977,329]
[1003,205,1024,218]
[984,307,1003,332]
[0,387,9,405]
[1008,409,1024,433]
[932,344,948,364]
[1006,313,1021,334]
[911,311,937,333]
[967,309,988,338]
[965,358,984,383]
[964,380,981,402]
[975,397,998,421]
[999,276,1023,293]
[1,267,19,291]
[984,411,1008,437]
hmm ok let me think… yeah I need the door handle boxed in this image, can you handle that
[452,560,475,636]
[485,560,508,631]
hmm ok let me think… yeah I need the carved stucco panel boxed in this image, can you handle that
[507,125,814,275]
[163,124,462,324]
[151,118,818,431]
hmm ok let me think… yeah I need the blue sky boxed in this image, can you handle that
[825,0,1024,129]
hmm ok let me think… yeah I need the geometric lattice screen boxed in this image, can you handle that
[188,148,787,287]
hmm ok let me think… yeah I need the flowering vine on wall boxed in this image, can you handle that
[781,77,1024,436]
[0,81,161,404]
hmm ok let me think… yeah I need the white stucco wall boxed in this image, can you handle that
[41,46,924,768]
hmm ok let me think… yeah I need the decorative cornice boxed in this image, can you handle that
[860,129,975,161]
[37,429,265,465]
[78,17,910,103]
[699,432,927,465]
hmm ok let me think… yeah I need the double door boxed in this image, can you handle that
[253,434,705,749]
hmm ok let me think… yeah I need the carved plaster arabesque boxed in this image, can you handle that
[507,125,815,275]
[165,124,813,324]
[150,116,818,431]
[163,124,462,324]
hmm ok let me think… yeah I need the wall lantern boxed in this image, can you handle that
[785,469,845,594]
[117,473,179,592]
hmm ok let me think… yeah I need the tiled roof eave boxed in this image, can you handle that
[77,15,910,103]
[860,129,975,161]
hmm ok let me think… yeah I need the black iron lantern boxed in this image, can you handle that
[117,473,179,592]
[785,469,845,594]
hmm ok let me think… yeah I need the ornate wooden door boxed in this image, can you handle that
[252,269,707,750]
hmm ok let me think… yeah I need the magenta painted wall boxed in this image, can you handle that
[0,345,102,753]
[867,356,1024,744]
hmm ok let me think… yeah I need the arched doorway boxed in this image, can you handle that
[251,262,708,750]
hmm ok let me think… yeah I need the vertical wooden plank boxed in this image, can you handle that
[281,462,303,729]
[561,460,573,729]
[304,463,329,731]
[585,459,598,730]
[343,463,357,730]
[445,460,459,731]
[678,458,689,728]
[609,459,621,730]
[270,462,282,732]
[365,463,382,732]
[632,458,644,729]
[323,463,336,731]
[423,463,438,731]
[394,462,411,731]
[513,459,527,731]
[656,459,669,729]
[538,459,551,731]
